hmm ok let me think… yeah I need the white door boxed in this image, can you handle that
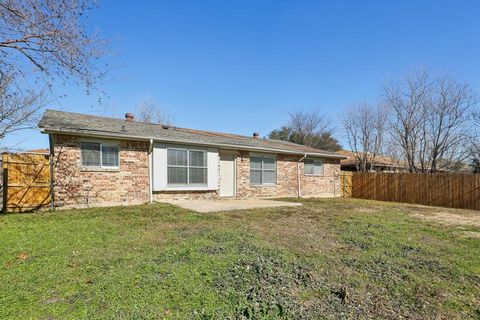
[219,153,235,197]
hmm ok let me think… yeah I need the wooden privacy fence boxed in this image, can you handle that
[346,172,480,211]
[2,153,51,212]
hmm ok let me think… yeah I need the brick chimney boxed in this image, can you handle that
[125,113,134,121]
[253,132,260,139]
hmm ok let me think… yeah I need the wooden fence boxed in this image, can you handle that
[2,153,51,212]
[340,171,353,197]
[345,172,480,211]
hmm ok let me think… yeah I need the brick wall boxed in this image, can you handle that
[235,151,341,198]
[52,134,149,208]
[51,134,341,208]
[300,158,341,197]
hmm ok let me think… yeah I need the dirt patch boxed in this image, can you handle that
[411,211,480,228]
[16,252,29,260]
[245,210,338,254]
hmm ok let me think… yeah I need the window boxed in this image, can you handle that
[304,158,324,175]
[250,156,276,185]
[167,148,207,186]
[81,142,119,168]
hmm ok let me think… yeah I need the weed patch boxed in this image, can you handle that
[215,248,318,319]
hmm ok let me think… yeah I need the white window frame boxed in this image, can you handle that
[304,158,324,176]
[80,141,120,169]
[250,154,277,186]
[167,147,208,187]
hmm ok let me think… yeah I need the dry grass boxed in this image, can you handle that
[411,210,480,228]
[456,231,480,239]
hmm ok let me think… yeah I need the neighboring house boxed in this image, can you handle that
[27,148,50,154]
[38,110,346,208]
[336,150,407,172]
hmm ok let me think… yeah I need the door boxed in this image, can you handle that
[219,153,235,197]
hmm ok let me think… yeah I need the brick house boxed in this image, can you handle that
[38,110,346,208]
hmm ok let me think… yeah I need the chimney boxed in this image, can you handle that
[253,132,260,139]
[125,113,134,121]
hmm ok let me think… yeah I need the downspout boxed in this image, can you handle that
[297,154,307,198]
[48,134,55,210]
[148,138,153,203]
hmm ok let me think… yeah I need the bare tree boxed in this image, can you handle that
[470,109,480,172]
[135,98,172,125]
[0,0,106,144]
[288,110,341,151]
[343,103,387,171]
[0,74,44,140]
[269,110,342,151]
[288,110,331,145]
[0,0,105,87]
[383,69,476,172]
[383,70,429,172]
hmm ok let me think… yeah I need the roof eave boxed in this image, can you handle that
[40,127,346,159]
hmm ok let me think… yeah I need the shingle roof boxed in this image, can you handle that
[336,150,406,167]
[38,109,345,159]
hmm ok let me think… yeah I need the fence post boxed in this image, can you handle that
[2,154,7,213]
[48,135,55,210]
[49,154,54,210]
[2,168,7,213]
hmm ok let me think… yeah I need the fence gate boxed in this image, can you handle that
[340,171,353,197]
[2,153,51,212]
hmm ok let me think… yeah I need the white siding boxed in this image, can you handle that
[152,143,218,191]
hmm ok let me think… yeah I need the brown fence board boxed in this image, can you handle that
[346,172,480,211]
[2,153,51,212]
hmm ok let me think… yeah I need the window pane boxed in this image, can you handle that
[168,149,187,166]
[313,160,324,175]
[81,142,101,166]
[168,167,187,184]
[250,157,262,169]
[250,170,261,184]
[189,150,206,167]
[102,145,119,167]
[304,159,314,175]
[189,167,207,184]
[251,156,276,185]
[263,170,275,184]
[263,157,275,170]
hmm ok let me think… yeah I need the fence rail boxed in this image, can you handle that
[345,172,480,211]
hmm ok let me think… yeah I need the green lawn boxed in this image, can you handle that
[1,198,479,319]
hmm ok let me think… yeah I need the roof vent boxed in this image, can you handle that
[125,113,134,121]
[253,132,260,139]
[162,124,170,129]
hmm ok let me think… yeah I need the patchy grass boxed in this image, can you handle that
[1,198,479,319]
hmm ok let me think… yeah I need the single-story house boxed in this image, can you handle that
[38,110,346,208]
[335,150,407,172]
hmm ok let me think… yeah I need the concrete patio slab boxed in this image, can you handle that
[162,199,302,213]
